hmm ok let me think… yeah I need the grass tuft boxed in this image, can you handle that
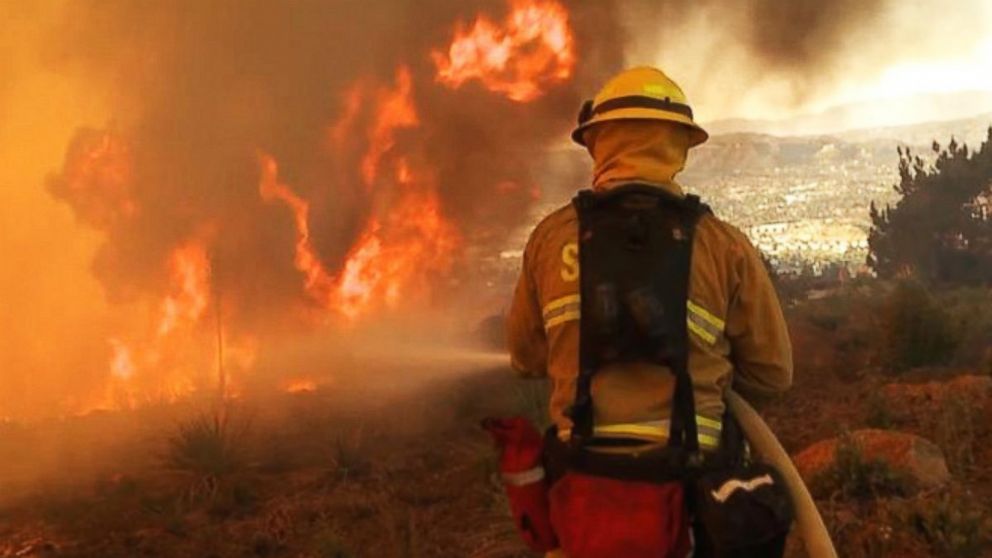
[814,433,912,500]
[163,409,248,504]
[907,490,992,557]
[935,394,977,474]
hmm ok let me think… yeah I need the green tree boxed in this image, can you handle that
[868,127,992,284]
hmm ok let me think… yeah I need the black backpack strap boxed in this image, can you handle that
[667,204,701,453]
[570,183,707,454]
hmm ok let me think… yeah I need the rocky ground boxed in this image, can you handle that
[2,286,992,557]
[764,294,992,557]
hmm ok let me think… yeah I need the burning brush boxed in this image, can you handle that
[43,0,584,418]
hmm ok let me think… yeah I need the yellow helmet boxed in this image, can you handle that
[572,66,708,148]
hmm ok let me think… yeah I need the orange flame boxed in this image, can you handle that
[109,338,135,380]
[329,81,368,151]
[45,0,576,418]
[158,240,212,337]
[259,153,459,321]
[260,68,460,321]
[361,67,419,188]
[89,237,214,413]
[258,153,337,308]
[335,175,459,320]
[433,0,575,102]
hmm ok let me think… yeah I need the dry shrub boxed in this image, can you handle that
[936,287,992,368]
[882,280,957,372]
[903,490,992,557]
[813,433,912,500]
[312,526,356,558]
[935,394,977,474]
[327,427,373,481]
[864,391,896,429]
[163,409,249,505]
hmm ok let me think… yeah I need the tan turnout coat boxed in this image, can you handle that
[506,121,792,440]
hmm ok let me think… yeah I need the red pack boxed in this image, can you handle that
[482,417,559,553]
[549,472,691,558]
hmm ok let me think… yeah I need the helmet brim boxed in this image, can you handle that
[571,108,709,148]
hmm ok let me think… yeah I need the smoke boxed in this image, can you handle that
[0,0,627,418]
[621,0,992,120]
[45,0,620,300]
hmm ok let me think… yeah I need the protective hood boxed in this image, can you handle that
[584,120,690,192]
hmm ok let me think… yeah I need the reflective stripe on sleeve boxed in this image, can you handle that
[543,294,581,331]
[696,415,723,430]
[687,319,717,344]
[687,300,725,345]
[502,466,546,486]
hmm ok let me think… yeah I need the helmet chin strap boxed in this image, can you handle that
[577,99,594,126]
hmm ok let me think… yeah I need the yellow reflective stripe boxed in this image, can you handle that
[543,294,580,331]
[542,294,580,317]
[687,300,724,346]
[545,310,580,330]
[698,433,720,448]
[687,300,725,330]
[644,84,677,97]
[687,319,717,344]
[697,415,723,430]
[594,416,722,448]
[595,423,668,439]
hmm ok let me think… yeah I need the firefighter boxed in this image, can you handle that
[505,66,793,557]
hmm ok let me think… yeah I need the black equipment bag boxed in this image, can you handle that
[691,413,794,557]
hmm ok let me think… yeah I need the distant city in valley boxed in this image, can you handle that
[491,110,992,288]
[683,112,992,275]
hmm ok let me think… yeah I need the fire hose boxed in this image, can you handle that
[724,390,837,558]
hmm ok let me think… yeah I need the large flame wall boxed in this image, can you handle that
[2,0,624,419]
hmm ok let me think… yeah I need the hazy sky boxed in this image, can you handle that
[625,0,992,122]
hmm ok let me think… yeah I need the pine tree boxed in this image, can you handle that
[867,127,992,284]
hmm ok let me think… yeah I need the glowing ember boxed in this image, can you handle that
[108,338,135,380]
[433,0,575,102]
[284,378,318,394]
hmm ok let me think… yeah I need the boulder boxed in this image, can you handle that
[793,429,950,489]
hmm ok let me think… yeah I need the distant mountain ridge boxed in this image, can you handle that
[705,90,992,138]
[687,111,992,175]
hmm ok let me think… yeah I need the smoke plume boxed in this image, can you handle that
[622,0,992,119]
